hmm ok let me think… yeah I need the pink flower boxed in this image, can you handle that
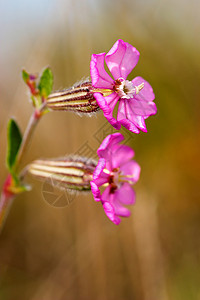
[90,39,157,133]
[90,133,141,225]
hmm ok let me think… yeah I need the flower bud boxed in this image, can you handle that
[28,157,97,191]
[46,81,99,114]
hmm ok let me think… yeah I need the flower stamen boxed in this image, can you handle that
[114,79,144,99]
[135,82,144,94]
[103,168,110,174]
[102,183,109,187]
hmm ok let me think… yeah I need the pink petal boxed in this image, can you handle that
[119,119,140,134]
[115,183,136,205]
[93,168,110,187]
[117,98,126,121]
[111,144,134,169]
[91,158,109,202]
[94,176,109,187]
[93,158,106,180]
[104,93,121,125]
[97,133,124,159]
[132,77,155,102]
[106,116,121,130]
[103,201,121,225]
[105,39,140,80]
[105,188,131,218]
[117,100,140,133]
[115,206,131,217]
[132,116,147,132]
[93,92,111,115]
[111,198,131,217]
[90,53,114,88]
[128,98,157,117]
[105,92,119,107]
[125,103,147,132]
[120,161,141,183]
[93,92,121,129]
[94,91,119,117]
[101,185,111,201]
[90,181,102,202]
[117,99,126,121]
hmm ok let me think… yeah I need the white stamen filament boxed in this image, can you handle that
[118,173,135,184]
[135,82,144,94]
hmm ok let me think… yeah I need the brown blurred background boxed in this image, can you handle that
[0,0,200,299]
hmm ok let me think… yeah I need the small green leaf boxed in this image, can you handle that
[38,67,53,98]
[7,119,22,172]
[22,69,29,83]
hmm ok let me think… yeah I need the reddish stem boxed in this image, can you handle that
[0,176,14,232]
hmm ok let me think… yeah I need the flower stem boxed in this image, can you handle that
[0,104,46,232]
[0,192,14,233]
[14,104,46,173]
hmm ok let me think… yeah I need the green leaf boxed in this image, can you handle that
[22,69,29,83]
[38,67,53,98]
[7,119,22,172]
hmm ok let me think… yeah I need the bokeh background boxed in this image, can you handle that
[0,0,200,299]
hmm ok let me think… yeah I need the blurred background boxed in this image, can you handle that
[0,0,200,299]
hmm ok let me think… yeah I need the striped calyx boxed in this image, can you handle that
[28,157,97,191]
[46,81,100,114]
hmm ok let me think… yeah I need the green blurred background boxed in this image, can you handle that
[0,0,200,299]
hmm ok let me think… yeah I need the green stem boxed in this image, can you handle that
[0,104,46,232]
[0,192,14,233]
[15,103,46,173]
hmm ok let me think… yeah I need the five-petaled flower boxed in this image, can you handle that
[90,39,157,133]
[90,133,140,225]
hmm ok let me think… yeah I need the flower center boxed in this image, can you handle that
[114,78,144,99]
[103,167,134,193]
